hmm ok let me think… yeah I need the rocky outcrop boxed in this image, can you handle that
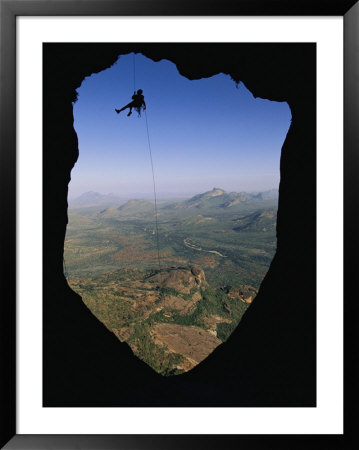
[147,265,207,293]
[222,285,258,304]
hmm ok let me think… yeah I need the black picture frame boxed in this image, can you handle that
[1,0,357,448]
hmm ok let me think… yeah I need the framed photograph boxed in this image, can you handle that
[1,0,356,448]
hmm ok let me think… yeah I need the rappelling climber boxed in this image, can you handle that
[115,89,146,117]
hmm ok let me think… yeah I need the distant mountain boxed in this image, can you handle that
[162,188,278,211]
[187,188,226,203]
[233,209,277,232]
[251,189,279,201]
[98,198,155,218]
[118,199,154,213]
[70,191,124,207]
[74,188,278,218]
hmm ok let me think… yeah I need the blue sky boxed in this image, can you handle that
[69,52,291,199]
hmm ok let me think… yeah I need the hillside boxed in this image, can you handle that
[233,209,277,232]
[98,199,155,219]
[69,265,253,375]
[162,187,278,214]
[118,199,155,215]
[64,187,278,375]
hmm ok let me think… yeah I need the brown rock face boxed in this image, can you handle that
[223,285,258,304]
[191,265,206,285]
[152,323,222,370]
[148,266,207,294]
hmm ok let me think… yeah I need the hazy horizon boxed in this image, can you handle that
[68,186,279,202]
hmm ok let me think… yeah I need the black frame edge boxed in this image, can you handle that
[1,0,357,448]
[2,0,359,16]
[343,0,359,441]
[0,0,16,448]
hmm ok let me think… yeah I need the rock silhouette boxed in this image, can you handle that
[43,43,316,406]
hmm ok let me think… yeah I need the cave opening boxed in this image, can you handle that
[43,43,316,406]
[65,51,291,376]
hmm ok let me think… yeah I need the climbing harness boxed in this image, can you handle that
[132,53,144,117]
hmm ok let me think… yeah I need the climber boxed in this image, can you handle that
[115,89,146,117]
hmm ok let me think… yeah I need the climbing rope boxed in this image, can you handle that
[122,53,161,272]
[144,109,162,272]
[133,52,136,92]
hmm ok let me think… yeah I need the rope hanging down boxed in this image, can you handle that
[133,52,136,92]
[144,109,162,272]
[134,53,161,271]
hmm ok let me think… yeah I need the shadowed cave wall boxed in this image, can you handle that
[43,43,316,406]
